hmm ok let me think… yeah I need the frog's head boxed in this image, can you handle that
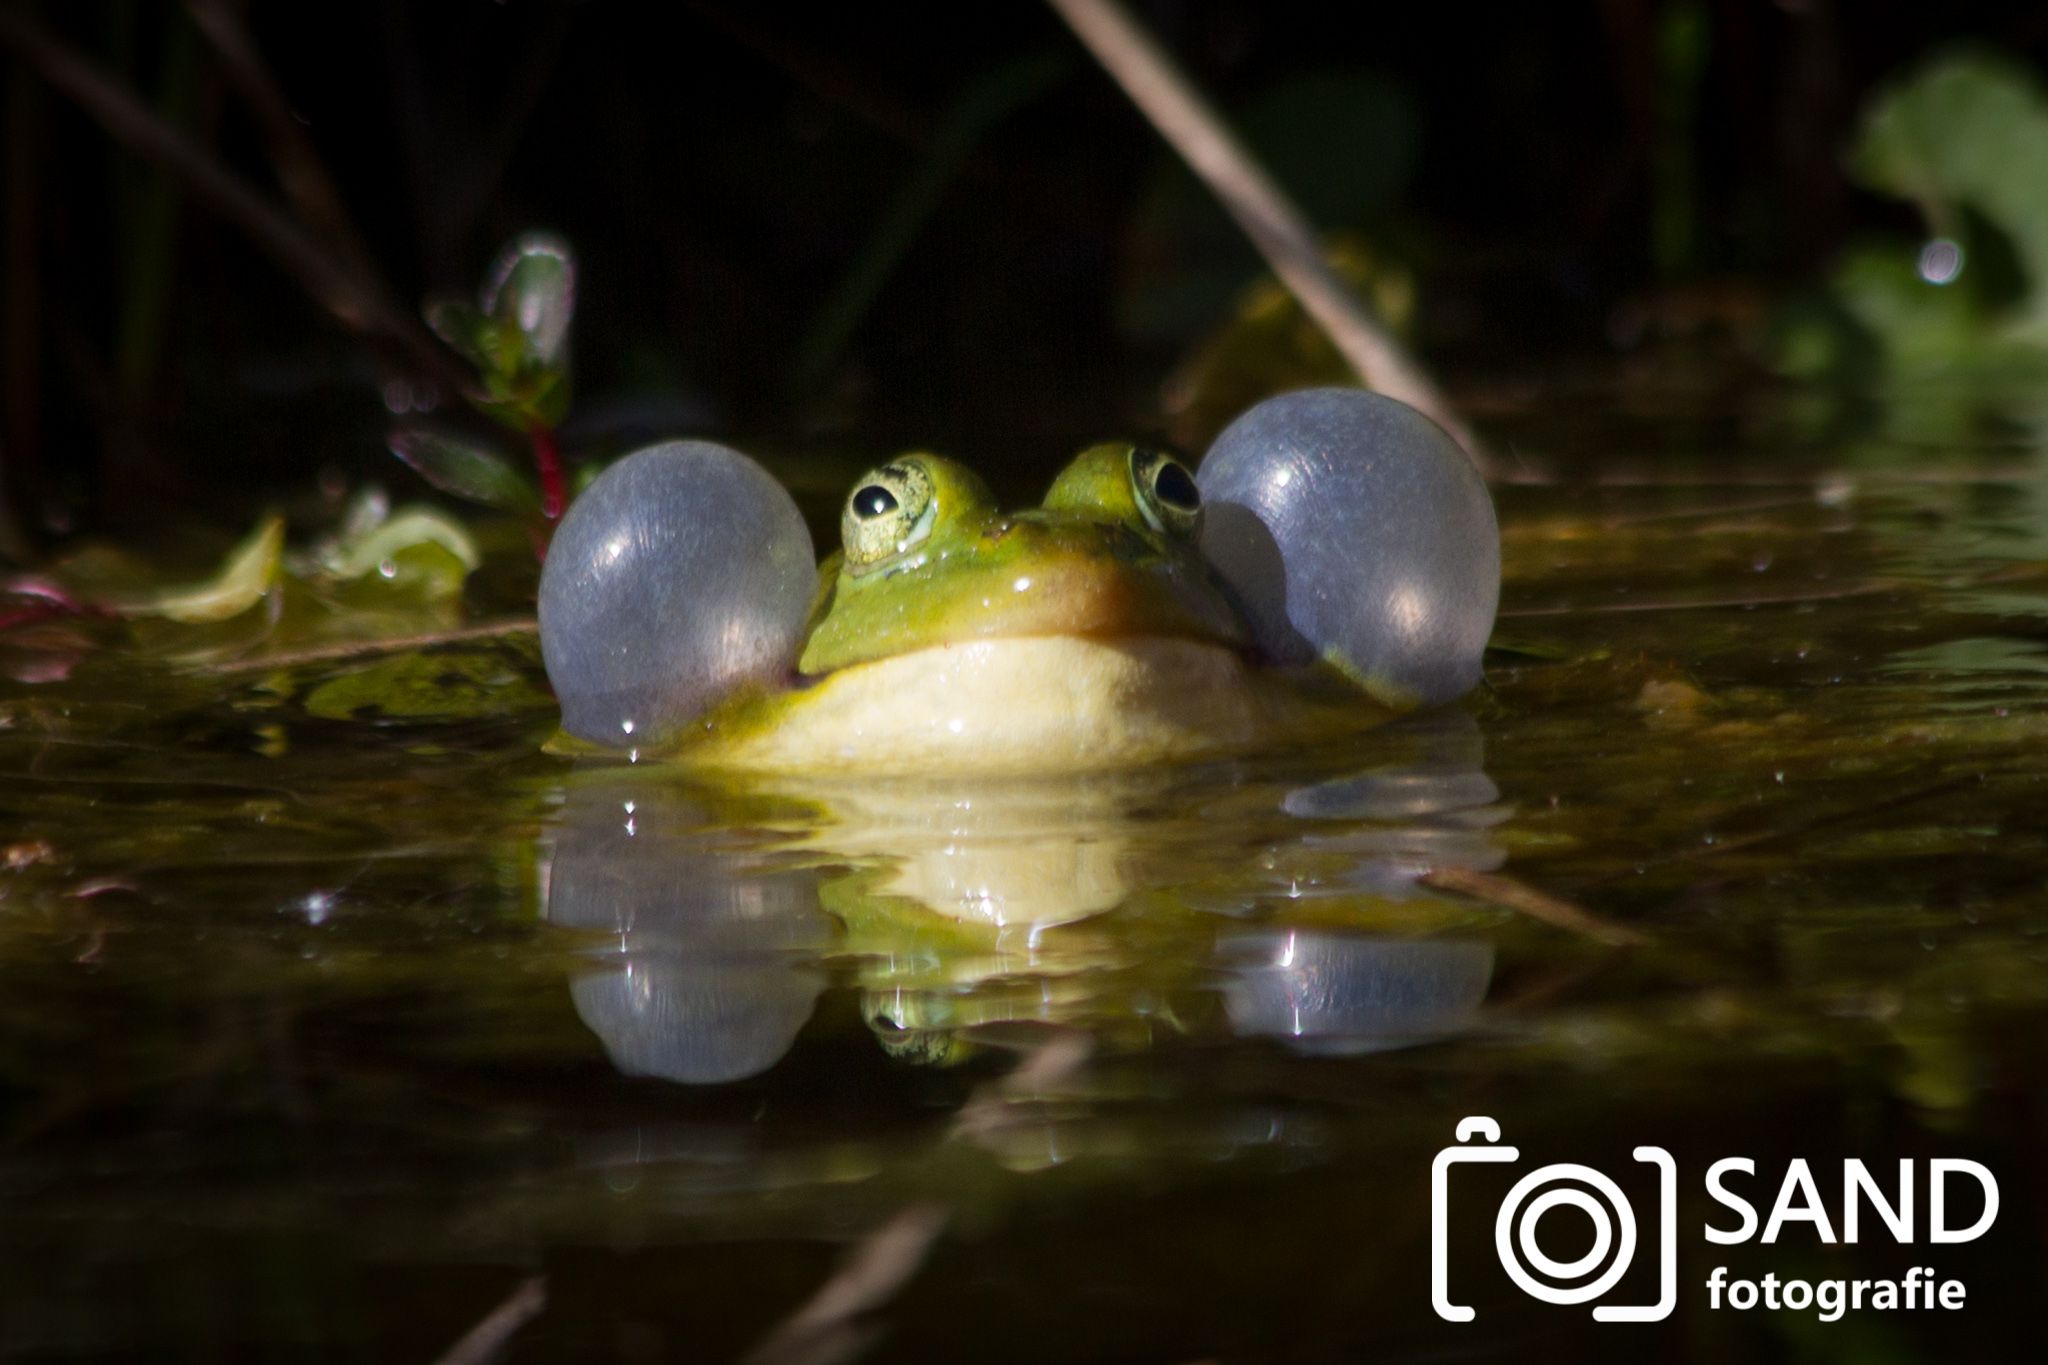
[797,444,1245,677]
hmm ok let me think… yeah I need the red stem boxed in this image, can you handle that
[529,420,565,522]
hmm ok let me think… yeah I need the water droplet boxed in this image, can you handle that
[1917,238,1964,285]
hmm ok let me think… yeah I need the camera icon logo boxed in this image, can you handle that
[1431,1116,1676,1323]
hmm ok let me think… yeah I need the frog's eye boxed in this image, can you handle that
[1130,447,1202,536]
[842,460,937,572]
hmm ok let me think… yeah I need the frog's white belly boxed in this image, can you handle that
[692,635,1323,775]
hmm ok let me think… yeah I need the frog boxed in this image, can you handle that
[538,388,1501,775]
[679,443,1379,773]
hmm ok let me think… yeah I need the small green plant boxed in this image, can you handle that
[393,233,578,533]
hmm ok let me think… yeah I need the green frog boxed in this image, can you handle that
[538,390,1500,774]
[673,444,1368,773]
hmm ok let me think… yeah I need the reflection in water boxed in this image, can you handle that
[1218,713,1503,1053]
[545,710,1509,1081]
[1275,710,1508,901]
[1218,933,1495,1054]
[546,781,829,1084]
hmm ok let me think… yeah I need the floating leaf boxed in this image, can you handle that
[115,515,284,623]
[301,646,551,721]
[389,428,539,513]
[323,507,481,606]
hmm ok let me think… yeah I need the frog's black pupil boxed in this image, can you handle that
[854,485,899,518]
[1153,461,1200,511]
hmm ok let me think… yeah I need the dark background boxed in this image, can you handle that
[4,0,2045,539]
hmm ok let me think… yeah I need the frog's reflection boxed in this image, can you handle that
[545,786,830,1084]
[544,711,1507,1082]
[1218,933,1495,1054]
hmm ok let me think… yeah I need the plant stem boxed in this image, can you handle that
[0,5,470,399]
[528,421,564,522]
[181,0,381,283]
[1043,0,1493,474]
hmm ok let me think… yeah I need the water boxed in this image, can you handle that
[3,442,2045,1361]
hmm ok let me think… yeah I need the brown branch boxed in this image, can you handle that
[0,5,469,397]
[1044,0,1493,475]
[430,1276,547,1365]
[191,616,537,675]
[1421,866,1648,947]
[739,1204,950,1365]
[181,0,378,276]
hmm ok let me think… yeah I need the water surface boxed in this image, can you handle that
[3,429,2045,1361]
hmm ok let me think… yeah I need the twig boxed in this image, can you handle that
[1420,866,1647,947]
[949,1028,1093,1142]
[430,1275,547,1365]
[739,1204,950,1365]
[1044,0,1491,474]
[0,6,469,397]
[1498,580,1895,618]
[1580,773,1987,889]
[181,0,379,278]
[191,617,537,675]
[1,31,43,564]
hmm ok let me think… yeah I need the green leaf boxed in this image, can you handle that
[482,232,576,371]
[424,298,492,371]
[1849,51,2048,340]
[323,506,481,601]
[115,515,284,623]
[389,428,539,513]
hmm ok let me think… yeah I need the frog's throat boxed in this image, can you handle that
[681,635,1376,776]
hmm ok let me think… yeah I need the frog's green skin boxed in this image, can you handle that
[674,443,1383,775]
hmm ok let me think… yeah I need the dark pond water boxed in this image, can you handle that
[3,419,2046,1362]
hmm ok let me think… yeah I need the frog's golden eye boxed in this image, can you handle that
[843,460,936,571]
[1130,447,1202,536]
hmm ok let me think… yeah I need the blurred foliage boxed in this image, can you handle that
[1778,51,2048,391]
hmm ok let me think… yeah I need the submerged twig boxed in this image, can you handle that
[739,1204,950,1365]
[1421,866,1648,947]
[742,1032,1089,1365]
[1498,580,1897,618]
[0,6,468,396]
[1044,0,1490,473]
[430,1275,547,1365]
[192,617,537,675]
[949,1027,1093,1142]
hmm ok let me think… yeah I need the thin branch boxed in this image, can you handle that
[1421,866,1648,947]
[430,1275,547,1365]
[1498,580,1895,618]
[949,1028,1093,1142]
[1044,0,1491,474]
[0,6,469,397]
[181,0,378,277]
[739,1204,950,1365]
[190,616,537,675]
